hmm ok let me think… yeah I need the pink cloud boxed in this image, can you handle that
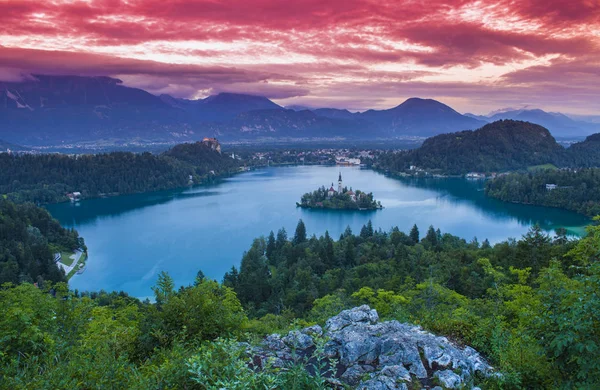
[0,0,598,112]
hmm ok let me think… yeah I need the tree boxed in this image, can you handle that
[266,231,276,262]
[222,266,240,290]
[152,271,175,305]
[409,224,420,244]
[423,225,438,248]
[194,270,206,285]
[276,228,288,249]
[360,220,374,238]
[293,219,307,245]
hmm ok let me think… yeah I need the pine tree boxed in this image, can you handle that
[359,220,374,238]
[424,225,438,247]
[266,231,276,263]
[324,231,335,267]
[293,219,307,245]
[409,224,420,244]
[152,271,175,305]
[276,228,288,249]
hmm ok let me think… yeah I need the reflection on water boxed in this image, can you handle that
[46,166,590,297]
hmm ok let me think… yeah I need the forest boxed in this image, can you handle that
[375,120,600,175]
[0,199,83,285]
[2,207,599,388]
[0,142,239,204]
[485,168,600,216]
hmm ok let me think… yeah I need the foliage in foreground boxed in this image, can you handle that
[225,219,600,388]
[1,216,599,389]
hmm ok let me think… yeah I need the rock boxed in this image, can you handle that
[326,305,379,332]
[301,324,323,337]
[434,369,462,389]
[283,330,314,350]
[379,365,412,382]
[359,376,408,390]
[341,364,375,386]
[249,306,495,389]
[263,334,286,351]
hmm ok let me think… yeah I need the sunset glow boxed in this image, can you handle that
[1,0,599,113]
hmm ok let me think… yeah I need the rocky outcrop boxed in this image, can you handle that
[251,305,494,389]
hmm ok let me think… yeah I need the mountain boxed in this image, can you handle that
[226,108,369,138]
[464,113,490,121]
[193,92,282,122]
[486,109,599,138]
[0,75,187,145]
[378,120,565,174]
[0,74,509,145]
[285,104,312,111]
[312,108,358,120]
[360,98,486,137]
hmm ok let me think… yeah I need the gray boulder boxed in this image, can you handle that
[250,305,494,389]
[434,369,462,389]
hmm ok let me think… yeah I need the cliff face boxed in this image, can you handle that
[250,305,494,389]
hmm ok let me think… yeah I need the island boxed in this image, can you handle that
[297,173,382,210]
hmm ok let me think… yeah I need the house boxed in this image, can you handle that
[54,253,62,263]
[327,184,337,198]
[546,184,558,190]
[346,190,356,202]
[466,172,486,179]
[67,192,82,202]
[336,157,361,166]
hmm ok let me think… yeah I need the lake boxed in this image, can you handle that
[47,165,590,298]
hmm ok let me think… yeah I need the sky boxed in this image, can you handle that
[0,0,599,114]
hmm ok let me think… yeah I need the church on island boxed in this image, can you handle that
[327,173,356,202]
[297,172,382,210]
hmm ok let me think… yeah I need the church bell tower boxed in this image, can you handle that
[338,172,343,193]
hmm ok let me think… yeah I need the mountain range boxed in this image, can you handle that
[464,109,598,138]
[1,74,597,146]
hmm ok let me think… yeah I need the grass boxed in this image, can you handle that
[60,251,75,266]
[527,164,558,172]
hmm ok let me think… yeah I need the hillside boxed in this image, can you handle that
[0,75,186,144]
[377,120,564,174]
[485,168,600,216]
[0,141,239,204]
[1,75,489,145]
[0,199,83,284]
[566,133,600,167]
[2,218,600,388]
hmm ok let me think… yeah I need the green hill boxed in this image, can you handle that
[378,120,565,174]
[566,133,600,167]
[0,141,239,204]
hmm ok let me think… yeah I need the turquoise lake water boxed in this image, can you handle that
[47,166,590,298]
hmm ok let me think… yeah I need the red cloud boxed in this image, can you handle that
[0,0,598,112]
